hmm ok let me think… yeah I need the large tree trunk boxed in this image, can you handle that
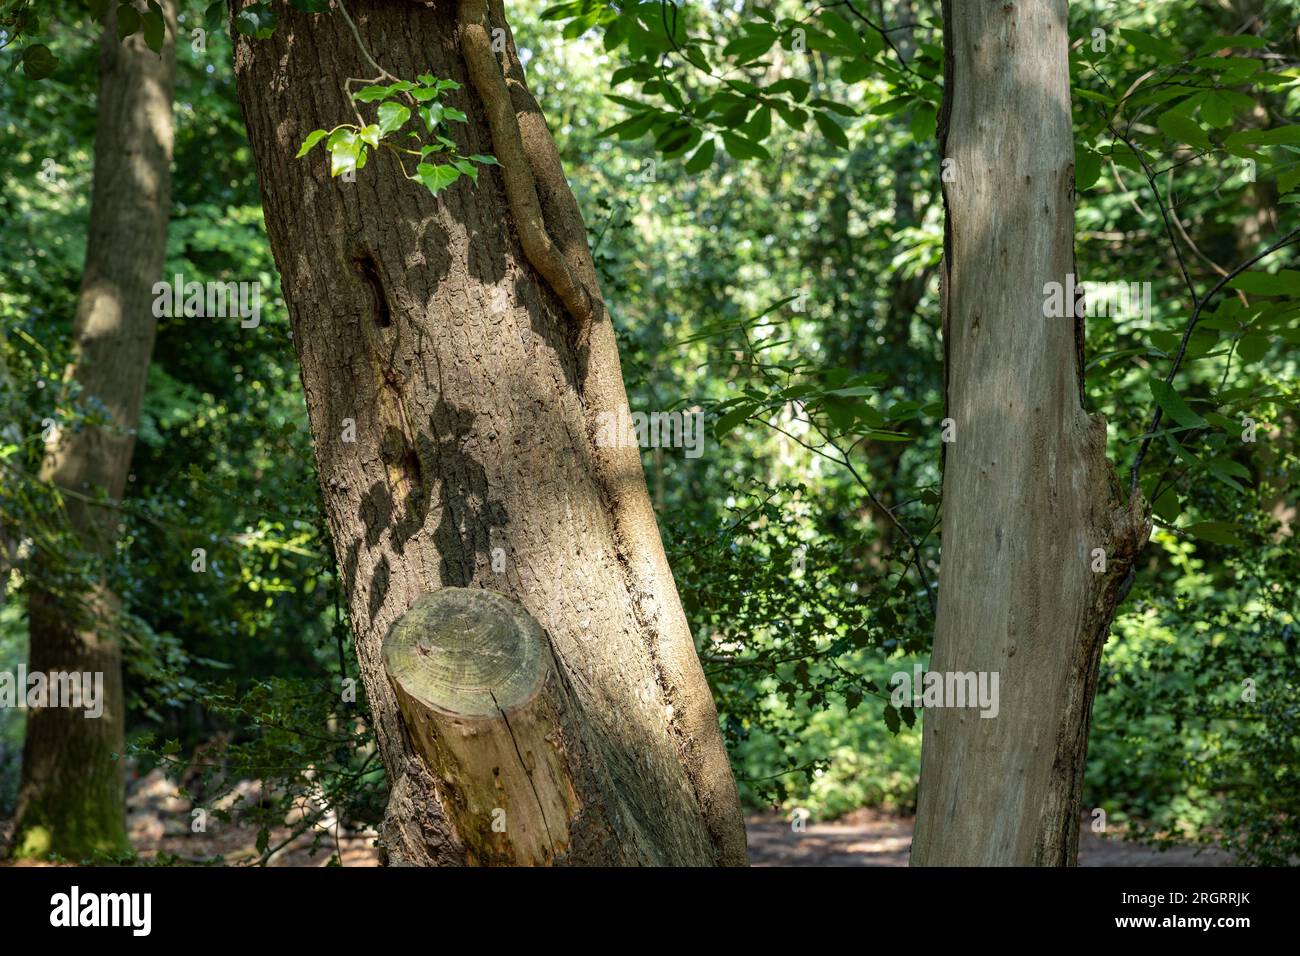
[910,0,1149,866]
[232,0,746,866]
[12,0,176,860]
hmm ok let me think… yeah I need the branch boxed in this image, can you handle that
[458,0,594,347]
[1128,225,1300,496]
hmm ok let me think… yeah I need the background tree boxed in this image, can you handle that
[12,0,177,860]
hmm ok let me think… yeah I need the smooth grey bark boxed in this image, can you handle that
[910,0,1149,866]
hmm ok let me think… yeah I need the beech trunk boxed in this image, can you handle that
[232,0,746,866]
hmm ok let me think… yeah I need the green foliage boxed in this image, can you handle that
[1,0,1297,863]
[670,482,928,813]
[1089,478,1300,865]
[293,62,494,194]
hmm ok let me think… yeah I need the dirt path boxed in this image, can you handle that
[745,809,1235,866]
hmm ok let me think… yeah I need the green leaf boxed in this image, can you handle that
[684,137,716,173]
[295,129,328,158]
[1197,34,1268,54]
[1149,379,1208,429]
[814,111,849,149]
[1198,92,1234,128]
[1224,125,1300,147]
[443,107,468,123]
[354,85,395,103]
[1182,521,1244,547]
[810,98,858,117]
[768,78,811,102]
[1235,332,1269,363]
[142,1,166,53]
[721,132,770,161]
[714,404,754,438]
[416,162,462,195]
[469,154,499,165]
[910,103,937,141]
[723,28,778,64]
[1074,146,1101,190]
[116,3,142,39]
[600,112,658,141]
[326,129,361,177]
[358,125,381,148]
[1208,455,1252,482]
[418,104,446,132]
[1157,110,1211,149]
[1227,270,1300,295]
[204,1,226,31]
[869,96,912,116]
[1118,28,1178,63]
[819,9,873,53]
[21,43,58,80]
[1152,488,1182,523]
[841,57,873,84]
[234,2,278,40]
[376,102,410,136]
[1278,165,1300,195]
[883,704,901,735]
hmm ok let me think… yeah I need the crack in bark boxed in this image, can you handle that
[490,688,558,860]
[354,250,393,327]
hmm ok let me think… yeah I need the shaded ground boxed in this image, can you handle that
[2,772,1235,866]
[745,808,1236,866]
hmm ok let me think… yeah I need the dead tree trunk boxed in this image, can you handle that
[910,0,1149,866]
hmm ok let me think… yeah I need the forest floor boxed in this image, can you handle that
[1,770,1235,866]
[0,775,1237,868]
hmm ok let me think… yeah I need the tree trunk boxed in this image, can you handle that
[910,0,1149,866]
[231,0,746,866]
[12,0,176,860]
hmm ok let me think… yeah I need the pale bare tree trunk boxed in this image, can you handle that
[910,0,1148,866]
[232,0,745,866]
[13,0,176,859]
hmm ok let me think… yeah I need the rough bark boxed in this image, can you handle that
[910,0,1149,866]
[12,0,176,860]
[232,0,745,866]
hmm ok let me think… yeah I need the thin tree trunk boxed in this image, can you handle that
[910,0,1149,866]
[12,0,176,859]
[232,0,746,866]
